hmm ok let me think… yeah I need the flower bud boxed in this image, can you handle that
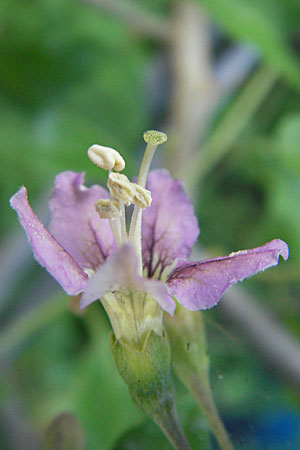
[43,413,85,450]
[87,144,125,171]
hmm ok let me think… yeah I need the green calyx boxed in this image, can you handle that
[111,329,172,413]
[111,329,191,449]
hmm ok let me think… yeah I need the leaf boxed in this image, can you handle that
[198,0,300,91]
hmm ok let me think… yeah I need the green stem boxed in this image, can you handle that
[178,369,233,450]
[152,403,191,450]
[165,307,234,450]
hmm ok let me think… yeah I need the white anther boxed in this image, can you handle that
[132,184,152,209]
[107,172,136,206]
[87,144,125,171]
[95,199,121,219]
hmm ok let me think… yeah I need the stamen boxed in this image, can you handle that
[107,173,136,206]
[95,199,121,219]
[89,145,128,249]
[119,201,128,244]
[94,199,122,247]
[132,184,152,209]
[88,144,125,171]
[109,218,122,248]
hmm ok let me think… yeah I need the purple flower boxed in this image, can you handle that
[10,131,288,344]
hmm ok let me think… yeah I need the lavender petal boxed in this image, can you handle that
[167,239,289,310]
[142,170,199,278]
[49,171,115,270]
[80,244,175,315]
[10,187,88,295]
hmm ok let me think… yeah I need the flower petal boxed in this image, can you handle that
[10,187,88,295]
[167,239,289,310]
[49,171,115,270]
[142,170,199,278]
[80,244,175,315]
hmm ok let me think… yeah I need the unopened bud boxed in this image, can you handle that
[87,144,125,171]
[143,130,167,146]
[133,184,152,209]
[43,412,85,450]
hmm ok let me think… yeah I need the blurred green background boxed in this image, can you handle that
[1,0,300,449]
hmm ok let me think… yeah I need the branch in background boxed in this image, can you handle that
[185,65,277,190]
[215,45,258,93]
[166,2,215,177]
[165,3,259,182]
[165,1,300,391]
[221,285,300,390]
[81,0,171,43]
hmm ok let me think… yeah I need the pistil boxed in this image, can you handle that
[129,131,167,275]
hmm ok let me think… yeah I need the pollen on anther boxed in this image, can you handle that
[87,145,125,171]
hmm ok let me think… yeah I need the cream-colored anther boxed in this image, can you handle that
[107,172,136,206]
[87,144,125,171]
[132,184,152,209]
[143,130,167,146]
[95,199,121,219]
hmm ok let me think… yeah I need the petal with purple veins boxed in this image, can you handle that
[167,239,289,310]
[80,244,175,315]
[49,171,115,270]
[10,187,88,295]
[142,170,199,278]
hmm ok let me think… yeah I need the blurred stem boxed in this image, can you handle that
[179,368,233,450]
[0,292,67,362]
[185,65,277,190]
[82,0,170,42]
[165,307,234,450]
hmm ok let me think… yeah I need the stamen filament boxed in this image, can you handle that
[109,218,122,248]
[120,201,128,244]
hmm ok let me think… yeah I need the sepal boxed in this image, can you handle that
[111,330,191,449]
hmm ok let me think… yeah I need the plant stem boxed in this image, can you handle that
[152,405,191,450]
[179,369,233,450]
[165,307,234,450]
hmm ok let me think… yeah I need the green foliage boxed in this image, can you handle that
[1,0,149,235]
[1,0,300,448]
[198,0,300,91]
